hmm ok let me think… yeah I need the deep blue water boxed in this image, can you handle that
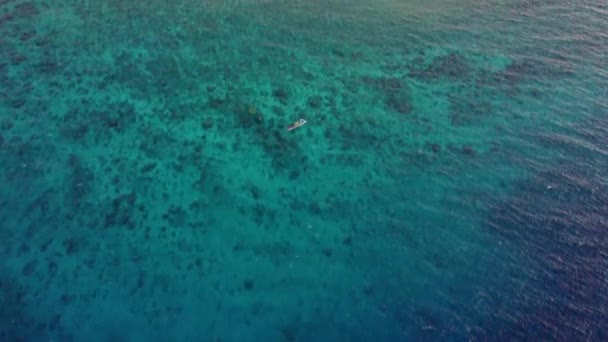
[1,0,607,341]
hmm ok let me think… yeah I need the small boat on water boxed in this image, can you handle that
[287,118,307,131]
[287,119,307,131]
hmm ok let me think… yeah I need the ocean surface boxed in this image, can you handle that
[1,0,607,341]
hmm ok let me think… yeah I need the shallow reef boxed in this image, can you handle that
[1,0,606,340]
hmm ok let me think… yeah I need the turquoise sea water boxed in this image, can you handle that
[1,0,607,340]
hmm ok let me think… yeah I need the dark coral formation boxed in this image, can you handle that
[103,192,137,230]
[448,91,493,126]
[163,205,188,227]
[63,238,79,256]
[242,279,254,290]
[14,2,40,17]
[60,100,138,144]
[273,88,289,105]
[386,94,412,115]
[409,52,471,80]
[427,143,441,153]
[307,95,323,108]
[66,154,95,208]
[146,54,184,94]
[362,75,413,115]
[230,102,310,178]
[0,276,56,341]
[202,117,214,130]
